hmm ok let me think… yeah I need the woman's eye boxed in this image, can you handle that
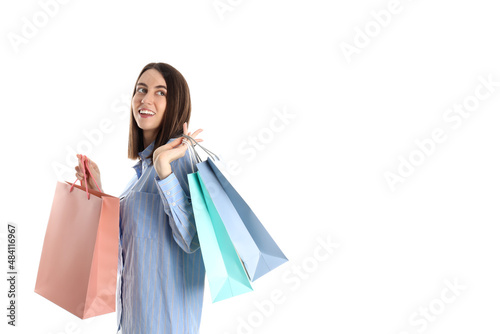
[137,87,146,93]
[157,91,166,96]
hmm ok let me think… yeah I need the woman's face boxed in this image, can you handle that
[132,69,167,137]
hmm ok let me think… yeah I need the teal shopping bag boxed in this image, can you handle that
[188,171,253,302]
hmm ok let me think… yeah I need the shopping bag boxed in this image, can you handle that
[182,135,288,282]
[35,155,120,319]
[188,171,253,302]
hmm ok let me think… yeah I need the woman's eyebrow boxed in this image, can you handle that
[137,82,167,90]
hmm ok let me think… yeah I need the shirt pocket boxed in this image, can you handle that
[120,190,168,240]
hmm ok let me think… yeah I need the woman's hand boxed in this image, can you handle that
[153,122,204,180]
[74,154,103,191]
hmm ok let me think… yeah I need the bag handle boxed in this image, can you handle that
[70,155,102,199]
[183,138,197,172]
[181,134,220,163]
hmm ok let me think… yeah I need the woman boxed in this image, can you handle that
[74,62,206,333]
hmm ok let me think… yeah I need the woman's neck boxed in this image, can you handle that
[143,131,156,149]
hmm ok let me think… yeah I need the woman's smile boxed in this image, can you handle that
[138,108,156,118]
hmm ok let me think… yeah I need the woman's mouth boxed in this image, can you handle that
[139,109,155,118]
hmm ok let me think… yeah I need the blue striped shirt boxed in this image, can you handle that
[116,137,205,334]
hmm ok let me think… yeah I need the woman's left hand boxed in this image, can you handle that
[153,122,204,180]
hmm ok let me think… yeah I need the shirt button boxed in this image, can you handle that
[166,191,170,195]
[172,202,176,206]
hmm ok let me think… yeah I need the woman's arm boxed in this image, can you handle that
[154,146,200,253]
[152,124,203,253]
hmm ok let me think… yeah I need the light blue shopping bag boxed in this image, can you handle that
[182,135,288,282]
[188,171,253,302]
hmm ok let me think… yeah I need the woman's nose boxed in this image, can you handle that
[141,92,154,104]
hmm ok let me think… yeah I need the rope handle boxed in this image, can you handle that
[70,155,102,199]
[180,134,220,163]
[183,138,197,172]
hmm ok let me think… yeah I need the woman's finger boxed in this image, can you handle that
[87,159,96,171]
[182,136,197,146]
[78,155,89,172]
[78,160,85,170]
[169,137,184,147]
[186,128,203,138]
[191,129,203,138]
[154,138,183,158]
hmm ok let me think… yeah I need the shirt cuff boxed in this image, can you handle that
[154,172,192,208]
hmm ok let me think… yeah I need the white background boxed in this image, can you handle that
[1,0,500,333]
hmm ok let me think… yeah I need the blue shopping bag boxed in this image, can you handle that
[183,135,288,282]
[188,171,253,302]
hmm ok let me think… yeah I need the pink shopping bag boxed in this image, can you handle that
[35,155,120,319]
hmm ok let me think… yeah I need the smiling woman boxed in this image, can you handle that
[74,62,206,334]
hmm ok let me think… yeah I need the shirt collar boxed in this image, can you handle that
[132,140,156,177]
[131,138,178,176]
[138,140,156,164]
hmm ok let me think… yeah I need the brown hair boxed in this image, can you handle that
[127,62,191,161]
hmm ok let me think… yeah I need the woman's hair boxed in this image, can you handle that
[128,62,191,161]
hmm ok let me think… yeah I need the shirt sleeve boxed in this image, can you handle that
[154,147,200,253]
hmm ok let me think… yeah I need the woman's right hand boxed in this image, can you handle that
[75,154,103,191]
